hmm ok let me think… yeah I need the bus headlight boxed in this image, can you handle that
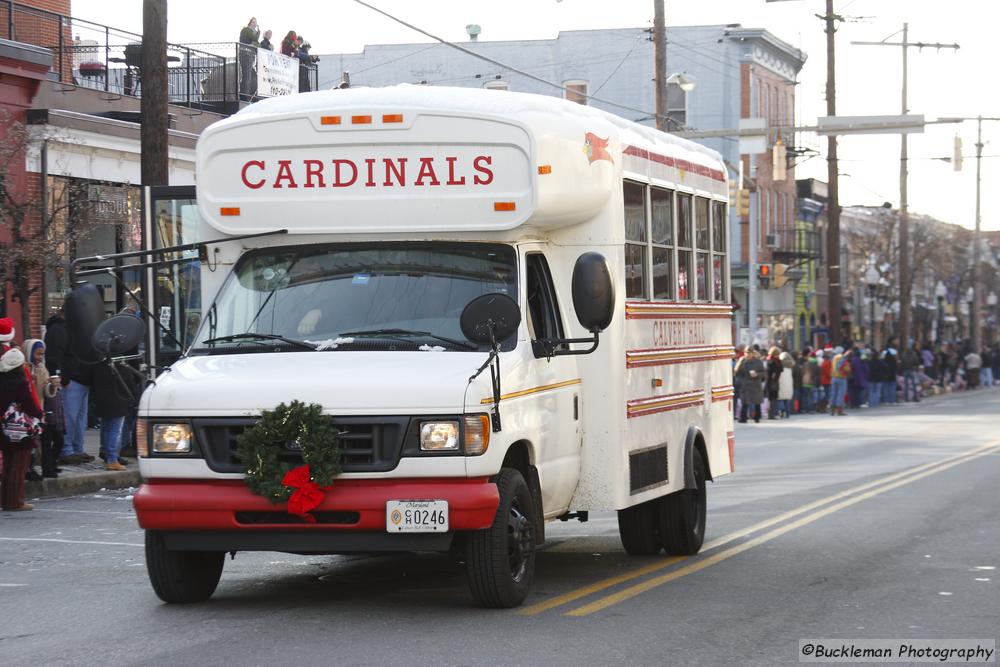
[420,421,460,451]
[152,423,193,453]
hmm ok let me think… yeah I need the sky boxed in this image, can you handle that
[72,0,1000,231]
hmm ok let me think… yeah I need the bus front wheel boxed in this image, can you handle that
[145,530,225,603]
[465,468,537,608]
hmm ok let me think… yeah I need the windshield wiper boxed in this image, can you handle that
[200,333,316,351]
[337,328,477,350]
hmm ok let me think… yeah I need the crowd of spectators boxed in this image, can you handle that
[733,337,998,422]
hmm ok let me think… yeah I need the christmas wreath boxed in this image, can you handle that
[235,401,342,521]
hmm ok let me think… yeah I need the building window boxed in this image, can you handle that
[564,80,588,105]
[623,180,647,299]
[666,82,687,129]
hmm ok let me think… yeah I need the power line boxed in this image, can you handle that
[351,0,685,128]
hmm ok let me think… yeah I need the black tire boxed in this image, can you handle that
[617,499,661,555]
[145,531,225,603]
[465,468,536,608]
[659,448,707,555]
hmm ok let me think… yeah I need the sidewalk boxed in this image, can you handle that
[25,428,141,499]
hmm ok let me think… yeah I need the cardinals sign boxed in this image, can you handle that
[584,132,613,164]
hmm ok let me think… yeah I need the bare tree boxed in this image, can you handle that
[0,113,91,335]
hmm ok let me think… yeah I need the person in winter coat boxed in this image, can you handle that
[280,31,298,57]
[260,29,273,51]
[1,346,44,511]
[777,351,794,417]
[737,348,765,423]
[801,350,819,413]
[22,339,62,479]
[866,351,886,408]
[830,346,851,416]
[848,345,869,408]
[766,347,783,419]
[791,351,803,414]
[882,340,899,404]
[239,17,259,46]
[901,343,921,401]
[818,348,833,412]
[91,362,133,471]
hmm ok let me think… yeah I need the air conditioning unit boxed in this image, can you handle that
[765,234,779,248]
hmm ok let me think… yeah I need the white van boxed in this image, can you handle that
[130,85,735,608]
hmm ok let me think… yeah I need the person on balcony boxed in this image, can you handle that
[239,17,260,97]
[281,31,298,57]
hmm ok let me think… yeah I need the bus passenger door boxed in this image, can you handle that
[521,248,582,516]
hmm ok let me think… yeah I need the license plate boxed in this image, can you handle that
[386,500,449,533]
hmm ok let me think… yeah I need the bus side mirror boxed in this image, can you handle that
[533,253,615,359]
[572,252,615,333]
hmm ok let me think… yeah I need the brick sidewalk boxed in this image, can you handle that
[25,427,141,499]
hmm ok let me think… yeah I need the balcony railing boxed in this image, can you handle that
[767,226,822,262]
[0,1,317,113]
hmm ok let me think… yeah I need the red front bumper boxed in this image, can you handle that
[134,477,499,532]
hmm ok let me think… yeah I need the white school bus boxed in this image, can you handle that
[131,85,735,608]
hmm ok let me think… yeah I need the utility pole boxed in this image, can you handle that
[141,0,169,186]
[973,115,983,352]
[653,0,668,132]
[853,26,959,348]
[823,0,843,344]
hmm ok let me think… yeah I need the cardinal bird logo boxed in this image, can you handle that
[584,132,613,164]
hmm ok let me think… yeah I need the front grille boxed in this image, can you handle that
[193,416,409,474]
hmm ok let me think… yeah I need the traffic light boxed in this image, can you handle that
[737,188,751,217]
[773,262,789,288]
[757,263,772,288]
[953,135,963,172]
[728,179,738,208]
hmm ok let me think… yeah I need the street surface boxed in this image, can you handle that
[2,390,998,666]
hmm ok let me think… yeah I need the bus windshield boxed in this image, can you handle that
[191,242,517,353]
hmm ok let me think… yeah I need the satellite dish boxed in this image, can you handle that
[460,293,520,345]
[91,315,146,357]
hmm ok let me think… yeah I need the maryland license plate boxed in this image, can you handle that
[385,500,449,533]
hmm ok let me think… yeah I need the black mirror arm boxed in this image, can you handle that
[532,332,601,359]
[468,329,504,433]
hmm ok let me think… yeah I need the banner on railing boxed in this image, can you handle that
[257,48,297,97]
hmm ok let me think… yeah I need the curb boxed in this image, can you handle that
[26,470,142,499]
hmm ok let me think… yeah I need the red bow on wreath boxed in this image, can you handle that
[282,464,330,522]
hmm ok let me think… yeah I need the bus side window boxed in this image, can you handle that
[526,253,566,355]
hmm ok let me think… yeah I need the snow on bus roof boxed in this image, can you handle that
[234,84,725,173]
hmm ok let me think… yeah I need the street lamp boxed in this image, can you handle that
[935,281,947,345]
[864,264,880,346]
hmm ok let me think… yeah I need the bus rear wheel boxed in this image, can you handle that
[617,500,661,555]
[658,448,707,555]
[465,468,536,608]
[145,530,225,603]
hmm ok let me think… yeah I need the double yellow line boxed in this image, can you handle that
[521,440,1000,618]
